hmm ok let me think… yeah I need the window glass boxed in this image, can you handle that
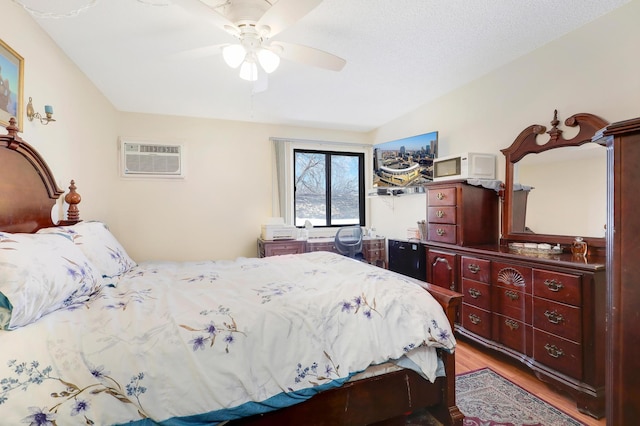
[294,152,326,226]
[294,150,364,227]
[331,155,361,225]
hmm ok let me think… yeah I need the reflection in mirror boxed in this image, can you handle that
[513,143,606,238]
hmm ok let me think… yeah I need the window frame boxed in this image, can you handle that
[293,148,366,228]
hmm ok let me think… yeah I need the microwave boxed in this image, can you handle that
[432,152,496,182]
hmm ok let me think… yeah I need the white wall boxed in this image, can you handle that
[369,0,640,242]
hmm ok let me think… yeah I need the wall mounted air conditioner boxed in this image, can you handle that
[119,138,185,178]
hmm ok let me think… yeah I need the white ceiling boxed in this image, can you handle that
[18,0,629,132]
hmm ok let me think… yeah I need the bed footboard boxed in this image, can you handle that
[420,282,464,426]
[232,283,464,426]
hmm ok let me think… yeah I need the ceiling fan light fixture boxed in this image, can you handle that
[239,60,258,82]
[257,48,280,74]
[222,44,246,69]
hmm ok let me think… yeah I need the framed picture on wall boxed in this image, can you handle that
[0,38,24,132]
[373,131,438,191]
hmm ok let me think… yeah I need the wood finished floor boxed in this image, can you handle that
[455,336,605,426]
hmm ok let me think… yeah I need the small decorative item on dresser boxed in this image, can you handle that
[571,237,588,257]
[417,220,427,241]
[407,227,420,240]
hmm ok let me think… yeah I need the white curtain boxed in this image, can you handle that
[272,138,292,224]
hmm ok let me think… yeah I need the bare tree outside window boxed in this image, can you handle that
[294,150,364,227]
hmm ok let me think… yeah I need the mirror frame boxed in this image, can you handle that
[500,110,608,253]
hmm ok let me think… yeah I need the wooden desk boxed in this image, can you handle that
[258,237,386,268]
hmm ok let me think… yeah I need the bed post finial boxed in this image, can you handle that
[5,117,19,135]
[64,180,81,223]
[4,117,24,149]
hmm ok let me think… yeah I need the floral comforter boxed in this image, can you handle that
[0,251,455,425]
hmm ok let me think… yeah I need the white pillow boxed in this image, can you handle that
[0,232,103,330]
[37,221,136,280]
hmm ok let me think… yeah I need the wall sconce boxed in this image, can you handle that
[26,97,56,125]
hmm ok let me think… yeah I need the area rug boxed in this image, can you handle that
[406,367,585,425]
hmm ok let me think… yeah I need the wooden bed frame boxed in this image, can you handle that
[1,118,464,426]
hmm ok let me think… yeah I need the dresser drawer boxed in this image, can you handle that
[427,224,456,244]
[533,298,581,343]
[461,279,491,311]
[494,313,532,355]
[427,206,457,224]
[261,240,306,257]
[461,304,491,339]
[306,241,336,252]
[427,187,457,206]
[461,256,491,283]
[364,239,385,250]
[534,329,582,380]
[364,248,385,262]
[533,269,581,306]
[492,262,533,294]
[493,286,532,324]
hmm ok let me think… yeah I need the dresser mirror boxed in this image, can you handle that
[501,111,608,252]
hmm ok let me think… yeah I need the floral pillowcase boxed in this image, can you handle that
[0,232,103,330]
[37,221,137,284]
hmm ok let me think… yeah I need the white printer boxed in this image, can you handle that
[260,217,298,240]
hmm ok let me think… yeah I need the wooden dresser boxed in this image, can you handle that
[423,113,609,418]
[426,181,499,246]
[425,181,499,292]
[459,245,604,416]
[425,242,606,418]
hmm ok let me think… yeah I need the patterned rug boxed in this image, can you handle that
[406,367,585,425]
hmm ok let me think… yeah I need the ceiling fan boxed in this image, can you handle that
[175,0,346,84]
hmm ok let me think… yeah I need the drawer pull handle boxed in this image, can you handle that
[505,290,519,301]
[436,210,445,218]
[544,310,564,324]
[544,344,564,358]
[436,228,446,236]
[505,319,519,330]
[436,192,445,200]
[544,279,564,292]
[467,264,480,274]
[468,288,481,299]
[468,314,481,325]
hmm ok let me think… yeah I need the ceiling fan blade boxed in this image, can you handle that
[257,0,323,38]
[272,41,346,72]
[173,0,238,33]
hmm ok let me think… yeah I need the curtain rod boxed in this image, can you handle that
[270,137,371,149]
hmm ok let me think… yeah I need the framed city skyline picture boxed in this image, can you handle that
[373,131,438,191]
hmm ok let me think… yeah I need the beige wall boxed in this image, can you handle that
[114,114,367,261]
[3,1,640,261]
[2,1,119,226]
[369,0,640,242]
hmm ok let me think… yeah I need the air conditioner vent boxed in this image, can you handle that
[120,139,184,178]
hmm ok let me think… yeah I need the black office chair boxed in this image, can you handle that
[334,226,364,260]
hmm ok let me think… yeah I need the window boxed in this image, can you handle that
[294,149,365,227]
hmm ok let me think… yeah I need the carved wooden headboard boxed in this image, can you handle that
[0,118,79,233]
